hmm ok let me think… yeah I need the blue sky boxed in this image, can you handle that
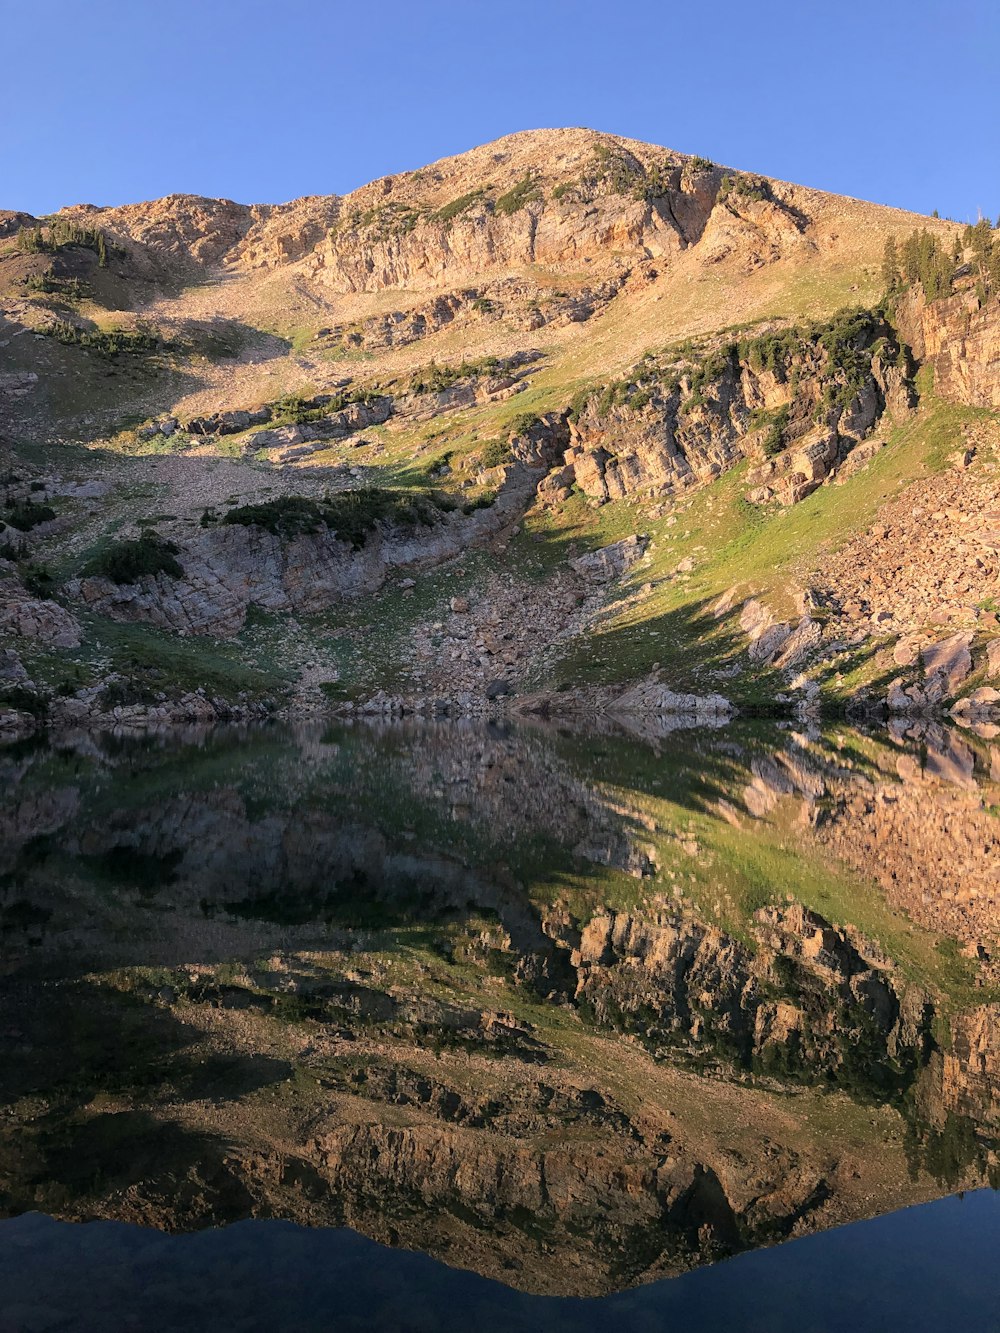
[3,0,998,222]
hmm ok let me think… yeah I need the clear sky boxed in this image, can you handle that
[3,0,998,223]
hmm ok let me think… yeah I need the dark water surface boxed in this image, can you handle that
[1,718,998,1330]
[2,1191,1000,1333]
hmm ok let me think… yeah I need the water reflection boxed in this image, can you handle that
[0,718,998,1302]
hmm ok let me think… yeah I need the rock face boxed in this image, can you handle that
[896,287,1000,409]
[563,313,913,506]
[0,565,82,648]
[305,131,809,295]
[45,130,812,294]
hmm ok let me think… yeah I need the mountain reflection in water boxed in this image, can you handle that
[0,718,998,1322]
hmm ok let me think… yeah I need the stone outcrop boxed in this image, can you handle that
[0,564,82,648]
[568,533,648,580]
[609,678,733,718]
[896,286,1000,410]
[563,314,913,506]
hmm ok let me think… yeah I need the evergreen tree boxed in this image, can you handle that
[881,235,901,293]
[898,228,952,301]
[970,218,994,286]
[989,238,1000,296]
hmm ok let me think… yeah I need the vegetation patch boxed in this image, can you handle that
[84,533,183,585]
[754,404,791,457]
[506,410,544,437]
[221,489,451,549]
[25,272,88,301]
[884,220,999,303]
[268,387,383,427]
[477,438,511,468]
[342,202,424,237]
[431,189,488,224]
[17,220,116,267]
[718,173,771,204]
[43,321,160,358]
[2,499,57,532]
[494,176,540,215]
[576,306,893,424]
[0,685,48,718]
[408,355,511,395]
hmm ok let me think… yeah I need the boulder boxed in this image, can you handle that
[920,632,973,693]
[569,534,648,581]
[0,648,28,683]
[0,596,82,648]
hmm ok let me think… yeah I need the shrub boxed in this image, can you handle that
[432,189,487,223]
[758,404,791,457]
[44,321,159,357]
[718,173,770,204]
[495,176,540,215]
[567,387,592,422]
[0,686,48,719]
[478,438,510,468]
[26,272,88,300]
[85,533,183,585]
[899,228,953,301]
[21,564,55,597]
[586,144,642,196]
[347,202,423,236]
[4,499,56,531]
[683,343,737,406]
[462,490,497,514]
[738,327,801,377]
[16,227,48,254]
[18,221,113,266]
[0,536,28,562]
[222,489,448,550]
[98,679,158,710]
[507,411,542,438]
[409,355,503,395]
[267,387,383,426]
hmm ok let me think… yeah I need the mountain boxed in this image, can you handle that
[0,128,998,730]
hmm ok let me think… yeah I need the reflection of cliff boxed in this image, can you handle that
[0,951,968,1298]
[736,718,1000,966]
[1,719,999,1295]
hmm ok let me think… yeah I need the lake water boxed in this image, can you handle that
[1,718,998,1331]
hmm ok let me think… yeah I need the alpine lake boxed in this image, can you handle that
[1,716,999,1331]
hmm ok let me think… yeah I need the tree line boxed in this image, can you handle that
[17,220,111,267]
[883,218,1000,303]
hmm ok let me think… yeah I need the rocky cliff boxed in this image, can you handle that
[896,286,1000,409]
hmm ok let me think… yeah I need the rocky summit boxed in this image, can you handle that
[1,127,999,733]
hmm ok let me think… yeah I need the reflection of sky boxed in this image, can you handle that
[2,1191,999,1333]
